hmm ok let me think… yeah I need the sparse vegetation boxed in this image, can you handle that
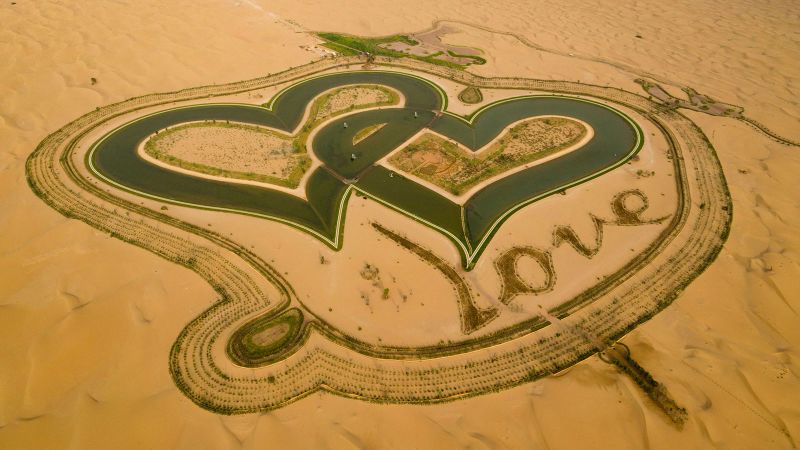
[317,32,468,69]
[494,247,556,304]
[352,123,386,145]
[372,222,498,333]
[144,121,310,188]
[447,50,486,65]
[144,85,398,188]
[227,308,304,366]
[552,216,604,258]
[636,169,655,178]
[457,86,483,104]
[389,117,587,195]
[25,54,732,416]
[600,343,688,428]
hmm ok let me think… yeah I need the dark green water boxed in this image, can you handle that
[91,71,639,266]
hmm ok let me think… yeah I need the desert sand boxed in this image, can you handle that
[1,0,798,449]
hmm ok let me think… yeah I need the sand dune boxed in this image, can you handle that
[1,0,798,448]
